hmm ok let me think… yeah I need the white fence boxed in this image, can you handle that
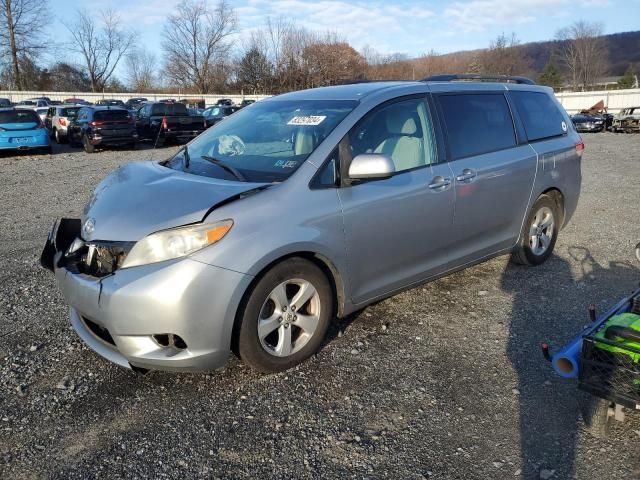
[0,90,271,105]
[554,88,640,114]
[1,88,639,113]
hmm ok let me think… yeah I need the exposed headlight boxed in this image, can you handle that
[121,220,233,268]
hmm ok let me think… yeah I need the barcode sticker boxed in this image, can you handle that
[287,115,326,126]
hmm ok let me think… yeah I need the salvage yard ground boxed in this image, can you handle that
[0,134,639,479]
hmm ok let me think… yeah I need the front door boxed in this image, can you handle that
[337,96,456,304]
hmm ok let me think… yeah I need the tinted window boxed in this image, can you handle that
[436,93,516,160]
[0,110,40,123]
[151,103,188,116]
[94,110,130,121]
[349,98,437,172]
[510,91,566,141]
[60,107,80,118]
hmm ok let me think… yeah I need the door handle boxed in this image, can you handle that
[455,169,477,183]
[428,176,451,190]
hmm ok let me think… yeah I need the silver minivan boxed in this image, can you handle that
[42,75,582,373]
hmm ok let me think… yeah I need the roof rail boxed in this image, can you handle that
[422,74,536,85]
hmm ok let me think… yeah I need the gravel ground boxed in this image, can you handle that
[0,134,639,480]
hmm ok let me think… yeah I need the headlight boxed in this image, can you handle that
[121,220,233,268]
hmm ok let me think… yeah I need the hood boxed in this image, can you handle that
[82,161,268,241]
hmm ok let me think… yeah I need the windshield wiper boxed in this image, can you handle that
[182,145,191,169]
[200,155,246,182]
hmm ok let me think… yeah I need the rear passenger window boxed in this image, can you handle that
[510,91,566,141]
[436,93,516,160]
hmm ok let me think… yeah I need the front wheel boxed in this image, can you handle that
[235,258,333,373]
[511,194,559,266]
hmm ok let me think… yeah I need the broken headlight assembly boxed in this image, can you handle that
[121,220,233,269]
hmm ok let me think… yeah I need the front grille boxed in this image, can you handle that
[82,316,116,347]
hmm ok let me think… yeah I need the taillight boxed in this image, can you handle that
[161,117,168,130]
[575,140,585,157]
[89,120,105,127]
[59,118,67,126]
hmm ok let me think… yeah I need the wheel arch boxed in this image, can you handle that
[540,187,565,227]
[230,251,347,354]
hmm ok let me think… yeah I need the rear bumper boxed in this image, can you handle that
[44,219,253,372]
[90,133,138,146]
[0,137,49,150]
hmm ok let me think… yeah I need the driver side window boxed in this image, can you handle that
[349,98,436,173]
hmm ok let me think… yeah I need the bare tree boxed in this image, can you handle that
[0,0,50,90]
[556,21,608,90]
[478,33,529,75]
[65,9,135,92]
[162,0,236,94]
[125,48,156,92]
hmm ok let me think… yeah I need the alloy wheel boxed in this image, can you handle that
[528,206,555,256]
[257,279,321,357]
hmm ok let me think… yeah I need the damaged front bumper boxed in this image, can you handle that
[41,219,252,372]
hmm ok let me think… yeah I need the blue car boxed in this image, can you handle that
[0,108,51,154]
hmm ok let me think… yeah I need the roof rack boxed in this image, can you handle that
[422,74,536,85]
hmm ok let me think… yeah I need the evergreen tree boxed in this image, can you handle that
[538,61,563,90]
[617,64,636,89]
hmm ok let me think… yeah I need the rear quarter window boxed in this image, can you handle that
[510,91,567,141]
[436,93,516,160]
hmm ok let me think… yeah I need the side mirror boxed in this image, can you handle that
[348,154,395,180]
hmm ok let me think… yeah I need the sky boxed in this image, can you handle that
[48,0,640,75]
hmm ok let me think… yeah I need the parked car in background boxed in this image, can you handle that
[188,107,205,116]
[41,75,583,373]
[49,100,62,106]
[202,105,240,128]
[612,107,640,133]
[135,101,206,146]
[45,105,82,143]
[0,98,12,107]
[17,99,49,109]
[215,98,233,106]
[125,97,147,112]
[0,108,51,154]
[571,113,604,132]
[94,99,126,108]
[64,98,91,106]
[239,99,255,108]
[68,107,138,153]
[35,107,49,123]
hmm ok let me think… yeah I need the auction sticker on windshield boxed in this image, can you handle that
[287,115,326,126]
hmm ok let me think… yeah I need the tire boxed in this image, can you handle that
[54,128,64,144]
[235,258,333,373]
[41,145,52,155]
[82,134,95,154]
[511,194,559,266]
[581,397,612,438]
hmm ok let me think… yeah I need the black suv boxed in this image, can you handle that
[68,107,138,153]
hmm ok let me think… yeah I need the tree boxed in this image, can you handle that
[538,60,564,90]
[556,21,608,90]
[48,62,91,91]
[237,46,272,93]
[303,40,365,87]
[478,33,529,75]
[65,9,135,92]
[617,64,637,89]
[125,48,156,92]
[0,0,50,90]
[162,0,236,94]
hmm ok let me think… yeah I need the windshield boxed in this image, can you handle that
[60,107,80,118]
[164,99,357,182]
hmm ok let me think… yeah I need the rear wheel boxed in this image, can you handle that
[82,134,95,153]
[54,128,64,144]
[511,194,559,266]
[236,258,333,372]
